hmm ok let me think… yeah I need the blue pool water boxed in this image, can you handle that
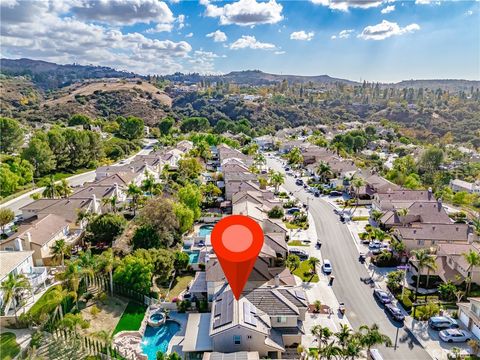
[186,250,200,264]
[141,321,180,360]
[198,225,214,237]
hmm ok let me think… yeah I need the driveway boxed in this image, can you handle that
[267,157,431,360]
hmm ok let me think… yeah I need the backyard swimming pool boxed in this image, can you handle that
[141,321,180,360]
[186,250,200,264]
[198,224,214,237]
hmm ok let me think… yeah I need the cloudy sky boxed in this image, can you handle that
[1,0,479,82]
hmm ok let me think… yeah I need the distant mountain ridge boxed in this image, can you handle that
[1,58,478,91]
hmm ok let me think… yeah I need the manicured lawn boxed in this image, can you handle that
[293,261,319,283]
[113,302,147,335]
[287,240,309,247]
[158,275,193,301]
[0,332,20,360]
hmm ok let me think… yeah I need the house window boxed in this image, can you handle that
[417,240,425,246]
[277,316,287,324]
[233,335,241,345]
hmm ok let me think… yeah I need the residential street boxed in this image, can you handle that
[267,156,431,360]
[0,138,157,215]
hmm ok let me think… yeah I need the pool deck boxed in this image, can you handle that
[167,312,188,357]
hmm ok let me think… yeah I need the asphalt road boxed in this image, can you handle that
[267,156,431,360]
[1,138,157,215]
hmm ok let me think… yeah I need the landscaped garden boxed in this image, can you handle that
[293,260,319,283]
[113,301,147,335]
[158,274,194,301]
[0,332,20,360]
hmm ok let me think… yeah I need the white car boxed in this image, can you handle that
[322,259,332,274]
[439,329,471,343]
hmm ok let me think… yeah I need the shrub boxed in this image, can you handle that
[413,302,440,320]
[177,299,191,313]
[268,206,284,219]
[90,305,100,317]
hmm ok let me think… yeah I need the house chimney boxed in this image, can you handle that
[437,197,442,210]
[15,238,23,251]
[92,194,99,213]
[130,166,135,173]
[274,274,280,287]
[428,187,433,200]
[25,232,32,250]
[468,232,475,244]
[114,182,119,197]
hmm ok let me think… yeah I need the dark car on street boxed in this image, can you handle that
[373,289,392,304]
[385,304,405,322]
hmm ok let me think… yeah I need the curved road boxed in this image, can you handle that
[267,157,431,360]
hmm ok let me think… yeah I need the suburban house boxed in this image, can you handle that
[183,287,307,359]
[379,200,452,229]
[0,250,47,315]
[372,188,436,212]
[435,243,480,285]
[254,135,277,150]
[393,223,476,250]
[95,163,159,184]
[0,214,81,266]
[450,179,480,194]
[457,298,480,339]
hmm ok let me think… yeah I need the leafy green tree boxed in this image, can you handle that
[117,116,144,140]
[137,198,179,245]
[438,281,457,301]
[0,165,20,197]
[0,208,15,234]
[173,203,194,234]
[135,248,175,282]
[267,206,284,219]
[59,313,89,335]
[158,117,175,136]
[86,214,126,245]
[127,182,142,216]
[22,137,56,176]
[418,146,444,184]
[68,114,91,126]
[57,179,73,198]
[174,251,190,271]
[3,156,34,186]
[51,239,71,268]
[42,176,59,199]
[463,249,480,296]
[95,249,117,295]
[132,224,162,250]
[178,183,203,220]
[287,147,303,166]
[180,117,210,132]
[178,157,203,180]
[113,254,154,294]
[0,117,23,154]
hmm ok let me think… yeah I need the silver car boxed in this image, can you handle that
[439,329,470,343]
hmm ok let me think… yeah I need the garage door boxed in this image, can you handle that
[472,324,480,340]
[459,311,469,327]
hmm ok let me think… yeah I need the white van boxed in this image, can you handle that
[368,349,384,360]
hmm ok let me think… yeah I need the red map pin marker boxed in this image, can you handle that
[211,215,264,300]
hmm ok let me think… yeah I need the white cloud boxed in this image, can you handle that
[70,0,175,26]
[274,50,286,55]
[381,5,395,13]
[415,0,441,4]
[331,29,354,39]
[310,0,384,11]
[358,20,420,40]
[201,0,283,26]
[146,23,174,33]
[206,30,228,42]
[188,50,220,73]
[185,32,193,38]
[290,30,315,41]
[229,35,276,50]
[465,10,474,16]
[177,14,185,29]
[0,0,192,74]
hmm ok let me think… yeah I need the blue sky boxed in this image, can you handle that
[1,0,479,82]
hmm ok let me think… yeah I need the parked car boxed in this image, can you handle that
[289,248,309,260]
[385,304,405,322]
[314,191,320,197]
[373,289,392,304]
[287,207,301,215]
[439,329,471,343]
[329,191,343,197]
[322,259,332,274]
[428,316,459,330]
[368,241,382,250]
[295,179,304,186]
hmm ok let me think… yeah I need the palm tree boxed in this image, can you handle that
[141,172,156,196]
[311,324,332,351]
[396,208,409,227]
[0,273,30,323]
[57,179,72,198]
[316,161,332,183]
[42,176,58,199]
[308,257,320,274]
[335,324,352,348]
[463,249,480,296]
[286,254,300,272]
[351,177,365,212]
[411,249,437,300]
[51,239,70,269]
[358,323,392,351]
[319,341,343,360]
[371,228,386,242]
[313,300,322,313]
[56,260,92,307]
[127,182,142,216]
[95,249,116,295]
[370,210,383,224]
[269,171,285,193]
[343,337,363,359]
[330,142,344,156]
[59,313,89,336]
